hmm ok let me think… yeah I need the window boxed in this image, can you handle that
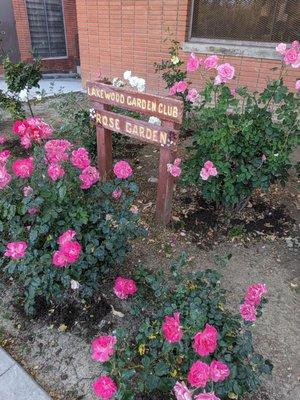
[190,0,300,44]
[26,0,67,58]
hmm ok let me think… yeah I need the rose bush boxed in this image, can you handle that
[156,40,299,210]
[0,121,145,314]
[90,254,272,399]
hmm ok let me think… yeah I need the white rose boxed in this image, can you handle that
[70,280,80,290]
[36,94,42,101]
[19,89,28,102]
[112,77,124,87]
[123,70,132,80]
[129,76,140,88]
[136,78,146,92]
[148,116,161,126]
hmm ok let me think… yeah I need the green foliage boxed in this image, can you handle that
[0,143,145,315]
[0,90,25,120]
[156,41,299,209]
[3,56,42,93]
[183,81,299,208]
[102,254,272,399]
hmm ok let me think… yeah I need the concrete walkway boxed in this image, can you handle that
[0,348,51,399]
[0,75,84,98]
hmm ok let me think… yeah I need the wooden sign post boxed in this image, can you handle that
[87,81,183,226]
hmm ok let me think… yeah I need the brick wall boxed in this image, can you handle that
[76,0,298,93]
[1,0,78,74]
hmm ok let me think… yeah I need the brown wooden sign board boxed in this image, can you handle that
[87,81,183,225]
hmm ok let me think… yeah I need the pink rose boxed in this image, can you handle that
[113,160,132,179]
[28,207,39,216]
[169,83,178,95]
[130,205,139,214]
[200,167,210,180]
[193,323,218,357]
[58,230,77,246]
[284,48,300,67]
[92,375,118,399]
[23,186,33,197]
[261,154,267,162]
[162,312,183,343]
[187,53,201,72]
[12,157,34,178]
[216,63,235,82]
[112,188,122,200]
[79,166,100,189]
[91,335,117,362]
[174,381,193,400]
[295,80,300,91]
[244,283,267,306]
[187,88,199,103]
[12,120,27,136]
[44,139,72,163]
[240,303,256,322]
[187,361,210,388]
[47,163,65,181]
[0,165,12,189]
[52,251,69,268]
[176,81,188,93]
[167,158,182,178]
[60,241,81,263]
[195,393,221,400]
[71,147,91,169]
[200,161,218,180]
[210,360,230,382]
[0,150,11,164]
[113,277,137,299]
[0,135,6,145]
[203,55,219,70]
[292,40,299,49]
[4,241,27,260]
[275,43,287,55]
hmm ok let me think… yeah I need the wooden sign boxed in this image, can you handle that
[87,81,183,225]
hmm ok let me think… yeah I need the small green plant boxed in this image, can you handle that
[3,56,42,117]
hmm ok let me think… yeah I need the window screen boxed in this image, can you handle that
[26,0,67,58]
[191,0,300,43]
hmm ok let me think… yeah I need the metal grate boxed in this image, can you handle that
[191,0,300,43]
[26,0,67,58]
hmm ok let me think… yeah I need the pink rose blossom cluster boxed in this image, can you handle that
[12,118,52,149]
[0,150,12,189]
[113,276,137,299]
[169,81,188,95]
[276,40,300,68]
[4,241,27,260]
[200,161,218,181]
[12,157,34,179]
[91,335,117,363]
[167,158,182,178]
[52,229,81,268]
[113,160,133,179]
[240,283,267,322]
[174,359,229,399]
[187,53,202,72]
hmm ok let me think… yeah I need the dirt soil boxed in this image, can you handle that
[0,96,299,400]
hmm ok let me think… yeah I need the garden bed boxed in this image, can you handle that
[0,93,299,400]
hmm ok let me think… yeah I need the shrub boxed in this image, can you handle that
[156,40,299,210]
[0,120,144,314]
[90,254,272,399]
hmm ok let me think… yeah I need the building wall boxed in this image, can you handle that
[1,0,79,74]
[76,0,298,93]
